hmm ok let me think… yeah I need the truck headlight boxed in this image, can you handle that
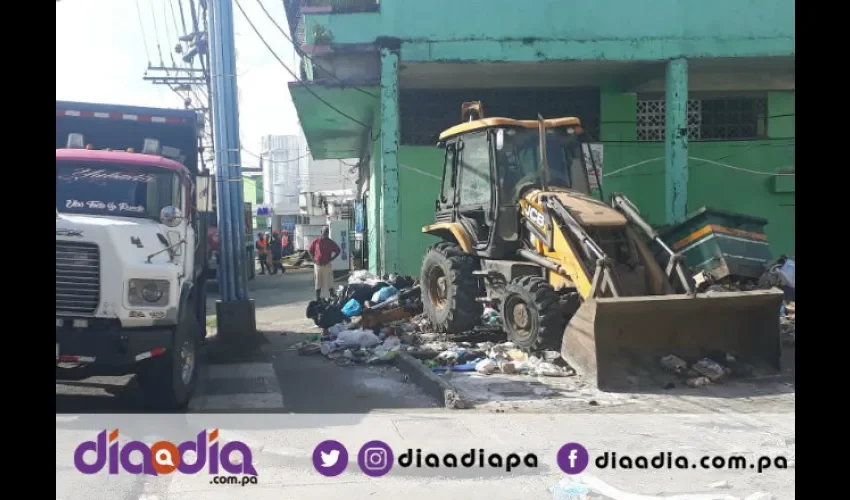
[128,279,170,307]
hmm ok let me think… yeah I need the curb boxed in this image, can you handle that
[393,352,470,409]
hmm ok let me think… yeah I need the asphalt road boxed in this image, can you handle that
[55,266,276,414]
[56,267,436,414]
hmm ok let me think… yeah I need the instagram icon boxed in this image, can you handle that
[358,441,394,477]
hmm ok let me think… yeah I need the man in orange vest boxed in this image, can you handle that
[255,232,271,275]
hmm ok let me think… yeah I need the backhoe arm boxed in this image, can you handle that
[541,194,622,299]
[610,193,694,294]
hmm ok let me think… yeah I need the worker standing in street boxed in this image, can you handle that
[256,232,270,275]
[269,231,284,275]
[308,227,341,301]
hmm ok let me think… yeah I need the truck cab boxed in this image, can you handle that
[56,102,210,410]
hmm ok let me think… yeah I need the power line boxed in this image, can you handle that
[133,0,152,64]
[603,155,794,178]
[252,0,378,98]
[232,0,375,133]
[175,0,189,34]
[166,0,181,41]
[149,0,166,65]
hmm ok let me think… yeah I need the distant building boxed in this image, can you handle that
[260,134,305,232]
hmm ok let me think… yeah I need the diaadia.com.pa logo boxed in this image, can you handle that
[73,429,258,477]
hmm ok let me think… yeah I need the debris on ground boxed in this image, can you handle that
[780,300,795,347]
[297,271,575,379]
[300,267,795,393]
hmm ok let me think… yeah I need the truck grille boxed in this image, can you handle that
[56,241,100,314]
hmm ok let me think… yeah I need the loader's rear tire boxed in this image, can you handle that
[421,242,482,334]
[501,275,565,351]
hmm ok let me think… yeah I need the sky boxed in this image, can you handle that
[56,0,301,169]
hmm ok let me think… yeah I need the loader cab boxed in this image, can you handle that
[434,117,594,259]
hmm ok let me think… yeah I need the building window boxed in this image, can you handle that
[636,96,767,142]
[400,88,601,146]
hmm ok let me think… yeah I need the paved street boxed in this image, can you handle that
[56,269,437,414]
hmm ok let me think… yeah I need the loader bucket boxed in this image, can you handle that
[561,288,785,391]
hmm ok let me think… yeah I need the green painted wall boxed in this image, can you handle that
[398,146,443,276]
[306,0,793,62]
[601,90,795,257]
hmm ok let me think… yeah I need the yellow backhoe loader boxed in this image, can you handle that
[419,102,783,391]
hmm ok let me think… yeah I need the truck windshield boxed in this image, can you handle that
[495,128,590,201]
[56,160,182,220]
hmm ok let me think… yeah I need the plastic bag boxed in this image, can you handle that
[371,286,399,304]
[779,259,795,288]
[336,329,381,349]
[341,298,362,317]
[349,270,382,286]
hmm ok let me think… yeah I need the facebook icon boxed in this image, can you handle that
[556,443,590,474]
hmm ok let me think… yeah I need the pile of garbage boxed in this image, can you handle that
[407,337,574,377]
[659,353,755,388]
[295,271,425,365]
[295,271,576,379]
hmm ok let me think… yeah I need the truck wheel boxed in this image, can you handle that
[137,305,200,410]
[420,241,482,334]
[500,275,565,351]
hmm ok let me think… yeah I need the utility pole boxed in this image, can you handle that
[207,0,256,336]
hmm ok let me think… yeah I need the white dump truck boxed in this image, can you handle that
[56,100,216,409]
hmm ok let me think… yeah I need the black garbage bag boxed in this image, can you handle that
[345,283,378,304]
[316,306,345,329]
[306,300,323,320]
[391,274,416,290]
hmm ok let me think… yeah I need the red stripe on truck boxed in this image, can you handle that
[56,109,187,124]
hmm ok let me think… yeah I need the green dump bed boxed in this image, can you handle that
[658,207,773,282]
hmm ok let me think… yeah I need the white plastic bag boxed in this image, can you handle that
[336,329,381,349]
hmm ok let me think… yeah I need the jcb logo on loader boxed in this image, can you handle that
[524,205,545,228]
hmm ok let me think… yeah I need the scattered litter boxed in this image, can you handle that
[686,376,712,388]
[692,358,729,382]
[661,354,689,374]
[709,481,730,489]
[475,358,498,375]
[481,307,500,325]
[534,361,573,377]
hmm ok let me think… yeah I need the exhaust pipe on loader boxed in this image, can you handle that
[561,288,785,391]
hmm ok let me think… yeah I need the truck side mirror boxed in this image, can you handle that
[195,174,213,213]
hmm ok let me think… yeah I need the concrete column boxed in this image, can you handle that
[368,152,381,274]
[664,58,689,224]
[379,47,401,275]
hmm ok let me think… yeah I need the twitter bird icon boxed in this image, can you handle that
[321,449,340,467]
[313,440,349,477]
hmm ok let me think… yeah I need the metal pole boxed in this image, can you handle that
[209,0,248,301]
[207,0,232,301]
[218,0,248,300]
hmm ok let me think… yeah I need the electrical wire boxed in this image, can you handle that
[149,0,166,65]
[602,155,794,178]
[252,0,378,98]
[175,0,189,34]
[232,0,376,134]
[134,0,152,64]
[166,0,181,41]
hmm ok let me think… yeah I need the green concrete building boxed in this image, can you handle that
[284,0,795,276]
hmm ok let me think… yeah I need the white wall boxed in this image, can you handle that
[301,157,358,194]
[261,135,303,215]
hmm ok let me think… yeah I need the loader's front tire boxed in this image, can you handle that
[420,242,482,334]
[501,275,565,351]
